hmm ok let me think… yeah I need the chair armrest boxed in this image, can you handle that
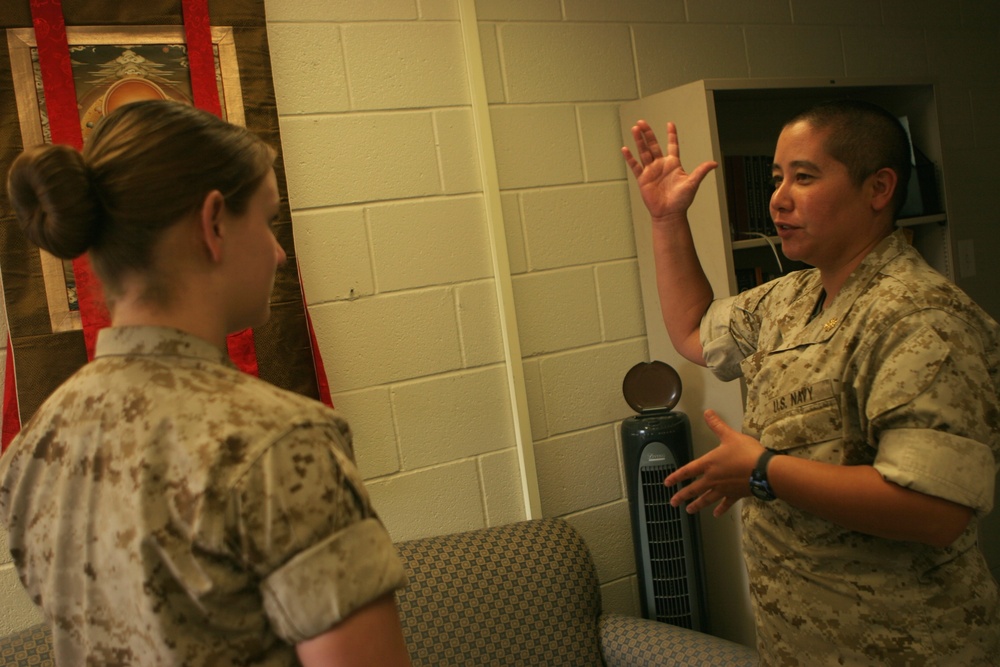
[0,623,53,667]
[598,613,757,667]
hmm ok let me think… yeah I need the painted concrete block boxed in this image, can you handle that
[280,112,441,208]
[882,0,963,28]
[366,460,486,542]
[512,267,602,356]
[521,182,635,270]
[790,0,881,25]
[578,103,628,183]
[927,30,1000,85]
[745,25,845,79]
[368,196,492,292]
[343,23,470,110]
[267,24,349,115]
[264,0,417,21]
[479,448,527,526]
[540,338,646,436]
[521,358,548,441]
[393,365,515,469]
[418,0,459,20]
[565,500,636,583]
[843,27,929,79]
[686,0,791,24]
[563,0,684,23]
[633,24,748,98]
[292,206,373,303]
[499,23,636,103]
[329,386,401,480]
[477,24,506,104]
[474,0,562,21]
[600,575,640,617]
[596,260,646,342]
[490,104,584,189]
[501,192,528,275]
[310,288,463,391]
[535,424,624,516]
[435,108,483,195]
[456,280,505,368]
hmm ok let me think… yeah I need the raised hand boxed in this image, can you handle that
[663,409,765,517]
[621,120,718,222]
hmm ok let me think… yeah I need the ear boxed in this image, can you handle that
[869,167,899,213]
[198,190,226,263]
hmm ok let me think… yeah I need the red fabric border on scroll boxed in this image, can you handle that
[2,0,111,452]
[2,338,19,449]
[181,0,222,118]
[29,0,110,359]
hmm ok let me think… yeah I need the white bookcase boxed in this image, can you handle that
[618,77,951,646]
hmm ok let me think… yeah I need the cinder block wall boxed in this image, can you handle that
[265,0,647,622]
[4,0,1000,643]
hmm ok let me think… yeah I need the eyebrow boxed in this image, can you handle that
[772,160,821,172]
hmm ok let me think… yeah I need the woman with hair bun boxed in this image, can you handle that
[0,100,412,666]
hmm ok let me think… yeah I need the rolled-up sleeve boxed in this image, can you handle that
[701,296,744,381]
[262,517,407,643]
[232,423,408,644]
[868,315,1000,514]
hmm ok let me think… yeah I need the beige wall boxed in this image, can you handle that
[3,0,1000,643]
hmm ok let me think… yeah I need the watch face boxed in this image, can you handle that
[750,480,775,501]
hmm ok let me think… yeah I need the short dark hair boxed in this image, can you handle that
[784,98,912,216]
[7,100,275,304]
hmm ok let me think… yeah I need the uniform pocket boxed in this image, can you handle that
[757,379,843,455]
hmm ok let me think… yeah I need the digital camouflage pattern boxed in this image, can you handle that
[702,231,1000,666]
[0,326,407,666]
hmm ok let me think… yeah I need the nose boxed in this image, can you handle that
[274,236,287,266]
[770,178,791,215]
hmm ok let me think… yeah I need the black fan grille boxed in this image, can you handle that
[639,464,695,628]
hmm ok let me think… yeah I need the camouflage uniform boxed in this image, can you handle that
[701,231,1000,666]
[0,326,407,666]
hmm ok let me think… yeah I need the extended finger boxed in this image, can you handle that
[621,147,643,178]
[683,488,721,515]
[664,460,701,488]
[630,120,663,161]
[665,121,680,159]
[703,408,735,439]
[688,160,719,186]
[713,496,736,518]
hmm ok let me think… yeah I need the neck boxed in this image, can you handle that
[110,286,229,350]
[818,226,893,303]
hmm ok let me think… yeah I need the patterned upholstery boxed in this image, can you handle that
[394,518,604,666]
[599,613,757,667]
[0,623,52,667]
[0,517,758,666]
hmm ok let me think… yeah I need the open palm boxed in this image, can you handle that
[621,120,717,221]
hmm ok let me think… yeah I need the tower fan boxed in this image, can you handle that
[620,360,707,631]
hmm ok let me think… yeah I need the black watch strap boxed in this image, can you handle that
[749,449,779,501]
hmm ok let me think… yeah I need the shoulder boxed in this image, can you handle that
[864,249,999,348]
[186,370,354,475]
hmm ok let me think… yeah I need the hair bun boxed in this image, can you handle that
[6,143,103,259]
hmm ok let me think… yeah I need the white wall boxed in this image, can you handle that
[4,0,1000,645]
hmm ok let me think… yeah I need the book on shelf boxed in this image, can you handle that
[723,154,775,241]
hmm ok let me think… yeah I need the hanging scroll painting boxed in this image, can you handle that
[0,2,331,451]
[6,25,246,336]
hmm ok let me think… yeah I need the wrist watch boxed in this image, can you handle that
[749,449,780,501]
